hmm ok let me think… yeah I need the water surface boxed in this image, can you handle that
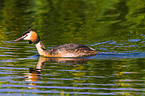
[0,0,145,96]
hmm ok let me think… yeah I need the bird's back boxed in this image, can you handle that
[47,43,97,57]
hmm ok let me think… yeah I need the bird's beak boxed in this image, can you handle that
[14,35,26,41]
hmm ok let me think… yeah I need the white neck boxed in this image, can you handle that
[35,41,47,56]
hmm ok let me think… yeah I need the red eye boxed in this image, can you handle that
[26,34,28,36]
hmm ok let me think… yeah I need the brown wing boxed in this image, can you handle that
[48,43,97,56]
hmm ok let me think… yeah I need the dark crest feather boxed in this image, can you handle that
[22,28,32,36]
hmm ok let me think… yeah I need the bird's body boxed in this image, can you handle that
[15,29,97,57]
[36,42,97,57]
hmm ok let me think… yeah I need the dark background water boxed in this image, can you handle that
[0,0,145,96]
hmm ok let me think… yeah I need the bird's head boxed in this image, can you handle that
[15,29,40,44]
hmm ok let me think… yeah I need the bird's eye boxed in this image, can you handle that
[25,34,28,37]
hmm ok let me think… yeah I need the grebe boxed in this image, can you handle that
[15,29,97,57]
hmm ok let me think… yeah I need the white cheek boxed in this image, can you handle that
[24,33,31,40]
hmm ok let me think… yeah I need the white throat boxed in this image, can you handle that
[35,41,46,56]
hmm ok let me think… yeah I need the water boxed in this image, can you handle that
[0,0,145,96]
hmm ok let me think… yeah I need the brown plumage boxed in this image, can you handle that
[45,43,97,57]
[15,29,97,57]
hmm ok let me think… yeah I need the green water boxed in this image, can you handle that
[0,0,145,96]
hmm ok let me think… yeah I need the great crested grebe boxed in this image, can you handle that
[15,29,97,57]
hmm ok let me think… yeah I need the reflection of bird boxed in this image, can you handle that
[24,56,88,89]
[15,29,97,57]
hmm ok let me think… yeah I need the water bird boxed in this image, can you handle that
[15,29,97,57]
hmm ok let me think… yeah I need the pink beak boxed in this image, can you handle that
[14,35,26,41]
